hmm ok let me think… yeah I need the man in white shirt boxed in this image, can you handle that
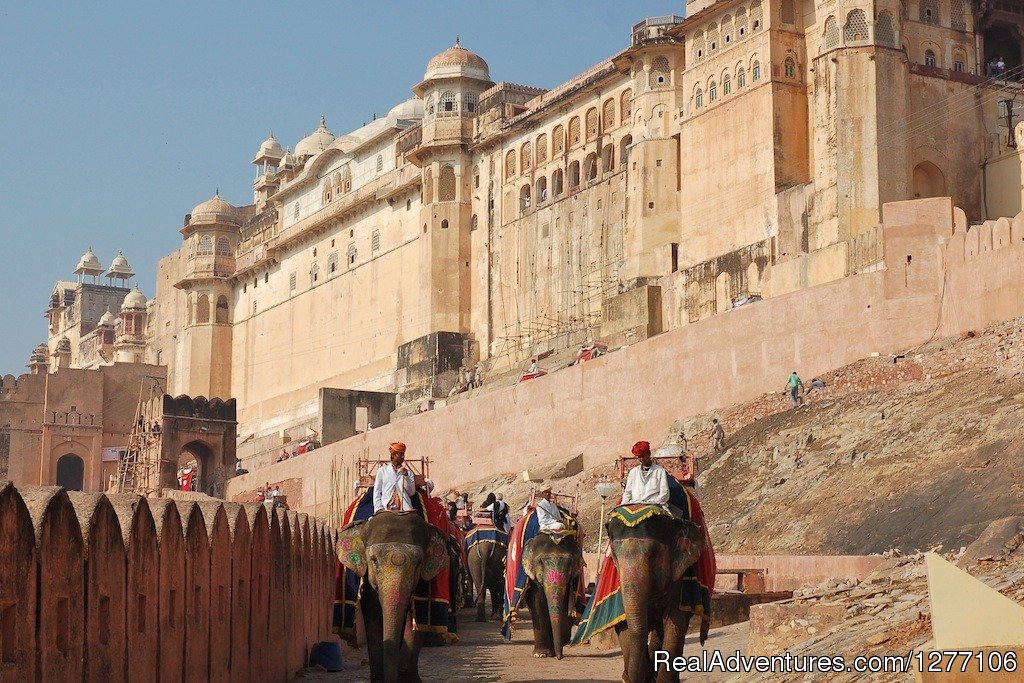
[621,440,670,508]
[535,487,566,532]
[494,493,511,533]
[372,441,416,513]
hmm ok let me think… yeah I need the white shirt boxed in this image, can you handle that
[372,465,416,512]
[536,498,565,531]
[622,463,670,507]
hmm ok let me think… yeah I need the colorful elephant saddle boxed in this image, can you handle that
[608,503,672,527]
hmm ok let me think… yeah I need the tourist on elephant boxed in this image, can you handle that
[494,493,511,532]
[536,487,566,531]
[621,441,670,508]
[372,441,416,512]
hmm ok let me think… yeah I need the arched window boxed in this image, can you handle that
[601,144,614,172]
[505,150,516,178]
[695,88,704,108]
[553,125,565,154]
[568,117,581,147]
[197,294,210,324]
[619,135,632,165]
[844,9,868,42]
[440,91,457,113]
[425,93,436,118]
[568,160,580,189]
[707,23,720,53]
[55,454,84,491]
[215,295,229,324]
[724,73,732,94]
[912,161,946,197]
[751,0,763,30]
[620,89,632,123]
[737,67,746,88]
[602,99,615,129]
[328,252,339,274]
[784,57,797,78]
[536,134,548,164]
[953,50,966,72]
[372,229,381,250]
[216,236,231,255]
[709,81,718,102]
[310,263,319,285]
[463,92,478,113]
[552,168,564,196]
[951,0,966,30]
[752,60,761,81]
[722,14,734,44]
[924,49,937,67]
[875,12,896,48]
[536,176,548,202]
[470,215,478,231]
[585,107,599,140]
[341,166,351,193]
[347,244,357,267]
[423,168,434,202]
[472,164,479,188]
[438,164,457,201]
[376,155,383,172]
[693,31,706,62]
[503,189,515,218]
[584,152,598,182]
[921,0,938,23]
[736,8,748,37]
[519,184,531,214]
[824,16,840,49]
[440,219,449,229]
[322,180,332,203]
[198,235,213,255]
[781,0,795,24]
[649,57,671,88]
[521,142,533,172]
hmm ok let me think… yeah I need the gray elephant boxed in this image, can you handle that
[336,511,449,683]
[467,535,506,621]
[521,533,584,659]
[608,512,706,683]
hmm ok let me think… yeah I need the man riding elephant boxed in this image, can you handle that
[573,440,716,683]
[465,493,508,621]
[502,487,587,660]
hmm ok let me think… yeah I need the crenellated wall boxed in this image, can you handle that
[0,482,337,683]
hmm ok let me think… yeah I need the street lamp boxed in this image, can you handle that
[594,481,620,582]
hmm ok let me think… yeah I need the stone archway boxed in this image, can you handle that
[179,440,225,498]
[55,454,84,491]
[912,161,946,199]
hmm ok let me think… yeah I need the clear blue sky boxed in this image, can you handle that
[0,1,684,375]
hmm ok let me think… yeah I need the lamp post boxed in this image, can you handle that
[594,481,620,584]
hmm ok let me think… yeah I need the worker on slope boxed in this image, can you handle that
[786,371,805,408]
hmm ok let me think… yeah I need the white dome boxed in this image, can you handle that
[295,116,335,159]
[74,246,103,275]
[280,149,296,167]
[253,132,284,163]
[105,250,135,279]
[98,307,117,327]
[121,287,147,311]
[388,98,424,121]
[189,192,241,226]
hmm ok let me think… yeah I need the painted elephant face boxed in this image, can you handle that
[336,515,448,585]
[609,517,705,592]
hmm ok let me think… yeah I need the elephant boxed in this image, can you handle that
[467,537,506,621]
[608,512,706,683]
[336,511,449,683]
[521,533,584,659]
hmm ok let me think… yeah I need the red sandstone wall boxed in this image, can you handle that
[0,484,336,683]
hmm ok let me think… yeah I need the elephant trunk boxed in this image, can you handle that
[615,540,656,683]
[544,581,569,659]
[373,560,420,683]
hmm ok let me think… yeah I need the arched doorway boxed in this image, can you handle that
[56,454,84,491]
[178,440,223,497]
[912,161,946,199]
[984,25,1023,77]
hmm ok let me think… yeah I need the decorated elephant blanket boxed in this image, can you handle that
[333,488,459,644]
[500,506,587,640]
[571,482,716,645]
[464,524,509,552]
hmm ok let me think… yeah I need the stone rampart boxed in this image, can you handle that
[0,481,336,682]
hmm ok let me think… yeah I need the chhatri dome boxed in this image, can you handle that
[121,287,148,311]
[98,307,117,328]
[74,246,103,276]
[105,250,135,280]
[424,38,489,81]
[253,131,284,163]
[189,191,241,226]
[295,116,335,159]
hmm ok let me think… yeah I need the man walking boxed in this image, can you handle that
[786,371,805,408]
[711,419,726,453]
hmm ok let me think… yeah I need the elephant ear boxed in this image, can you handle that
[337,524,368,577]
[521,539,538,581]
[670,522,705,582]
[421,527,449,581]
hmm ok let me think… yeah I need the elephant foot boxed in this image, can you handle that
[533,647,555,658]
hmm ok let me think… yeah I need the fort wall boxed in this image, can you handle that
[227,198,1024,514]
[0,482,336,682]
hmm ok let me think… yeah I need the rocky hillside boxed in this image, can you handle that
[446,317,1024,557]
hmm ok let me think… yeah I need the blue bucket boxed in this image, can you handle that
[308,641,344,672]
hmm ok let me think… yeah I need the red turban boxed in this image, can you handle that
[631,440,651,457]
[389,441,407,454]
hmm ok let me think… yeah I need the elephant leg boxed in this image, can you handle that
[400,629,426,683]
[489,568,504,619]
[655,609,691,683]
[615,622,643,683]
[361,586,386,683]
[527,585,555,657]
[470,547,487,622]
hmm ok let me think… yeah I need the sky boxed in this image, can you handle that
[0,1,685,375]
